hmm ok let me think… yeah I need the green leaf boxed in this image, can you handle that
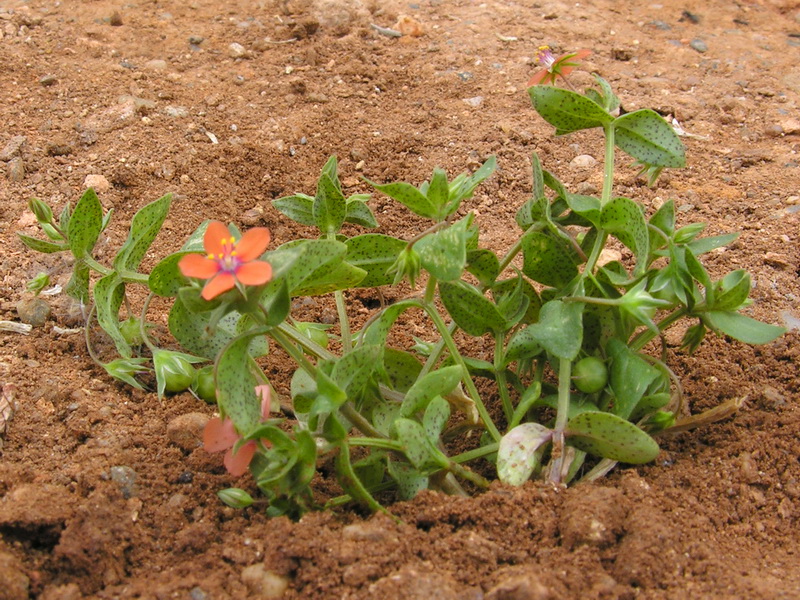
[466,249,500,288]
[272,194,316,226]
[497,423,552,486]
[266,239,347,295]
[394,418,448,470]
[521,231,579,288]
[712,270,750,312]
[530,86,614,134]
[17,233,68,254]
[493,277,541,324]
[566,411,660,463]
[344,199,378,228]
[564,194,601,225]
[216,334,263,432]
[649,199,675,238]
[292,260,366,296]
[387,459,429,500]
[361,300,417,348]
[600,197,649,276]
[149,252,190,297]
[67,188,104,258]
[383,348,423,393]
[426,168,450,216]
[703,311,785,345]
[366,180,437,220]
[346,234,406,287]
[614,109,685,168]
[102,357,150,390]
[94,273,130,358]
[113,194,171,272]
[531,153,545,201]
[332,345,381,397]
[606,339,660,419]
[504,326,543,366]
[525,300,583,360]
[415,216,471,282]
[313,173,347,235]
[591,74,620,113]
[446,155,496,215]
[687,232,740,256]
[335,443,385,512]
[400,365,462,417]
[439,280,506,336]
[422,396,450,443]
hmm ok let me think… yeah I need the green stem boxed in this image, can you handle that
[629,307,688,351]
[83,255,113,277]
[419,322,456,378]
[450,442,498,464]
[601,122,616,207]
[348,437,405,452]
[139,292,158,354]
[447,461,490,489]
[549,357,572,484]
[423,276,437,305]
[277,322,337,361]
[494,332,513,423]
[418,300,501,442]
[334,290,352,353]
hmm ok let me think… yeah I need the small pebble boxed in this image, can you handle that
[189,35,204,45]
[241,564,290,598]
[109,465,138,499]
[690,38,708,53]
[229,43,247,58]
[164,106,188,118]
[6,157,24,182]
[16,296,50,327]
[144,59,168,71]
[189,587,208,600]
[109,10,123,26]
[46,139,73,156]
[462,96,484,107]
[0,135,26,161]
[83,174,110,193]
[571,154,597,168]
[166,412,209,451]
[39,74,57,87]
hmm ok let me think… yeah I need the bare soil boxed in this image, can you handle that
[1,0,799,598]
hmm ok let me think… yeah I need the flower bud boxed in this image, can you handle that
[153,350,197,397]
[102,357,151,390]
[217,487,254,509]
[619,280,670,332]
[119,317,145,347]
[28,198,53,224]
[387,247,421,288]
[192,366,217,403]
[26,273,50,296]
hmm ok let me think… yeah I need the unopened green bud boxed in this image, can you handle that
[191,365,217,403]
[103,357,151,390]
[217,488,254,509]
[387,247,421,288]
[153,350,197,397]
[28,198,53,224]
[119,317,145,347]
[26,273,50,296]
[644,410,675,433]
[619,280,670,332]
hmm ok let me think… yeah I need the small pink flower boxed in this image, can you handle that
[204,386,273,476]
[179,221,272,300]
[527,46,591,87]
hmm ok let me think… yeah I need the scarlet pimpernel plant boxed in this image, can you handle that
[19,48,785,518]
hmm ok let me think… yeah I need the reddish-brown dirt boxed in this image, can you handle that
[1,0,799,598]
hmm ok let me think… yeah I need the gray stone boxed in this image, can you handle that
[0,135,26,161]
[6,157,24,182]
[109,466,138,499]
[571,154,597,169]
[690,39,708,53]
[39,74,57,86]
[16,296,50,327]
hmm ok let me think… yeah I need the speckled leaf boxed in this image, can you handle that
[423,396,450,443]
[293,260,366,296]
[530,86,613,134]
[169,297,267,360]
[466,249,500,288]
[332,344,382,397]
[531,153,545,200]
[361,300,417,348]
[394,418,448,470]
[649,198,675,239]
[607,338,660,419]
[526,300,583,361]
[344,199,378,228]
[521,231,578,288]
[387,459,429,500]
[446,155,496,216]
[600,197,649,276]
[313,173,347,234]
[17,233,68,254]
[114,194,171,273]
[712,270,750,311]
[335,445,384,512]
[272,193,316,226]
[416,216,470,282]
[94,273,130,358]
[149,252,191,297]
[564,194,601,225]
[216,334,262,433]
[503,326,543,366]
[497,423,552,486]
[181,221,211,252]
[400,365,461,417]
[346,234,406,287]
[67,188,103,258]
[266,239,347,295]
[439,280,506,336]
[426,168,450,215]
[703,311,785,345]
[384,348,423,393]
[366,179,437,220]
[614,109,685,168]
[566,411,660,464]
[686,232,739,256]
[493,277,541,324]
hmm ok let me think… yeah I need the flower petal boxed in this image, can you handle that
[235,261,272,287]
[224,441,257,476]
[179,253,220,279]
[202,272,236,300]
[235,227,271,261]
[527,69,550,87]
[204,417,238,452]
[204,221,232,256]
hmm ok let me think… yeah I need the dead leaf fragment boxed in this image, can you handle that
[0,383,18,448]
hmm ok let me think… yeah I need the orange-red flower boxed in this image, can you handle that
[527,46,591,87]
[179,221,272,300]
[204,385,273,476]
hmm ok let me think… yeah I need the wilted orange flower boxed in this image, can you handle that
[179,221,272,300]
